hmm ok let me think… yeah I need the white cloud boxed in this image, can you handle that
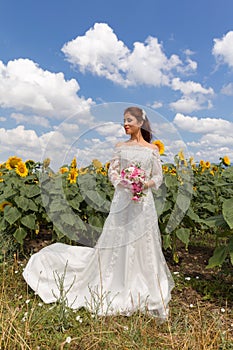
[0,116,6,122]
[188,134,233,147]
[0,58,93,118]
[150,101,163,109]
[183,49,195,56]
[62,23,195,87]
[0,126,42,162]
[221,82,233,96]
[212,31,233,68]
[170,96,213,113]
[11,113,50,128]
[169,78,214,113]
[62,23,130,86]
[173,113,233,161]
[53,122,79,135]
[171,78,213,95]
[95,122,125,137]
[174,113,233,134]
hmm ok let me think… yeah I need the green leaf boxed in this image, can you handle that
[85,190,105,209]
[14,196,30,211]
[28,199,39,212]
[207,246,228,268]
[88,215,104,228]
[165,175,177,188]
[0,218,8,231]
[68,198,81,211]
[186,207,202,222]
[4,206,21,225]
[24,185,41,198]
[60,213,76,226]
[162,234,172,250]
[14,227,27,244]
[222,198,233,229]
[21,214,36,229]
[49,198,66,212]
[201,203,216,213]
[204,215,228,229]
[176,228,190,249]
[176,193,191,213]
[3,185,18,198]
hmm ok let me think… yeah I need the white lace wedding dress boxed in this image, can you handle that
[23,144,174,320]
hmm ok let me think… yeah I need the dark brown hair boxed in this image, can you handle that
[124,106,152,143]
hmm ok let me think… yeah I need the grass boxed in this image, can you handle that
[0,254,232,350]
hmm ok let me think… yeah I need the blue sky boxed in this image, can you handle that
[0,0,233,169]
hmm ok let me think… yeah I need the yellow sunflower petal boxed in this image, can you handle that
[152,140,165,155]
[15,161,28,177]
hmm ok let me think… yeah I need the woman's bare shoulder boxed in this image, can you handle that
[115,141,127,148]
[144,142,158,151]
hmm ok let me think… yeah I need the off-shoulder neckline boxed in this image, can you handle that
[115,143,158,152]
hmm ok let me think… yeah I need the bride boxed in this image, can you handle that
[23,106,174,321]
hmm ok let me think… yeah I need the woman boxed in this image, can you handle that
[23,106,174,321]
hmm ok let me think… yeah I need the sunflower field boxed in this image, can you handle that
[0,142,232,268]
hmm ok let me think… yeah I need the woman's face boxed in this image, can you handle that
[123,113,141,135]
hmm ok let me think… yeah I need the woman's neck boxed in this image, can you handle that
[129,132,144,143]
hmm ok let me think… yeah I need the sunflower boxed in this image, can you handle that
[223,156,230,166]
[6,156,22,170]
[96,168,107,176]
[59,167,69,174]
[170,168,177,176]
[205,161,211,169]
[67,168,78,184]
[0,171,3,182]
[71,157,77,169]
[15,161,28,177]
[0,201,12,211]
[162,165,169,173]
[92,159,102,169]
[152,140,165,155]
[178,149,185,161]
[189,157,194,165]
[199,160,205,167]
[105,161,110,170]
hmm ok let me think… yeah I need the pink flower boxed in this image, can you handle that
[120,163,146,202]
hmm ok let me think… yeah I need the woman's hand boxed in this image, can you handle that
[143,180,155,190]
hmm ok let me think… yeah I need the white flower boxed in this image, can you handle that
[195,276,199,279]
[173,271,179,275]
[220,308,225,313]
[65,336,71,343]
[185,277,191,281]
[76,315,83,323]
[38,302,43,307]
[189,304,194,308]
[25,299,30,304]
[123,326,129,330]
[14,270,18,274]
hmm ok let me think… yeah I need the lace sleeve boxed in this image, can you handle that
[108,147,121,188]
[150,148,163,190]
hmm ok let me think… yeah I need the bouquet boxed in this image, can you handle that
[120,163,146,201]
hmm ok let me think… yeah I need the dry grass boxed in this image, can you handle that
[0,257,232,350]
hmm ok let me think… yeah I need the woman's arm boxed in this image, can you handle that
[144,147,163,190]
